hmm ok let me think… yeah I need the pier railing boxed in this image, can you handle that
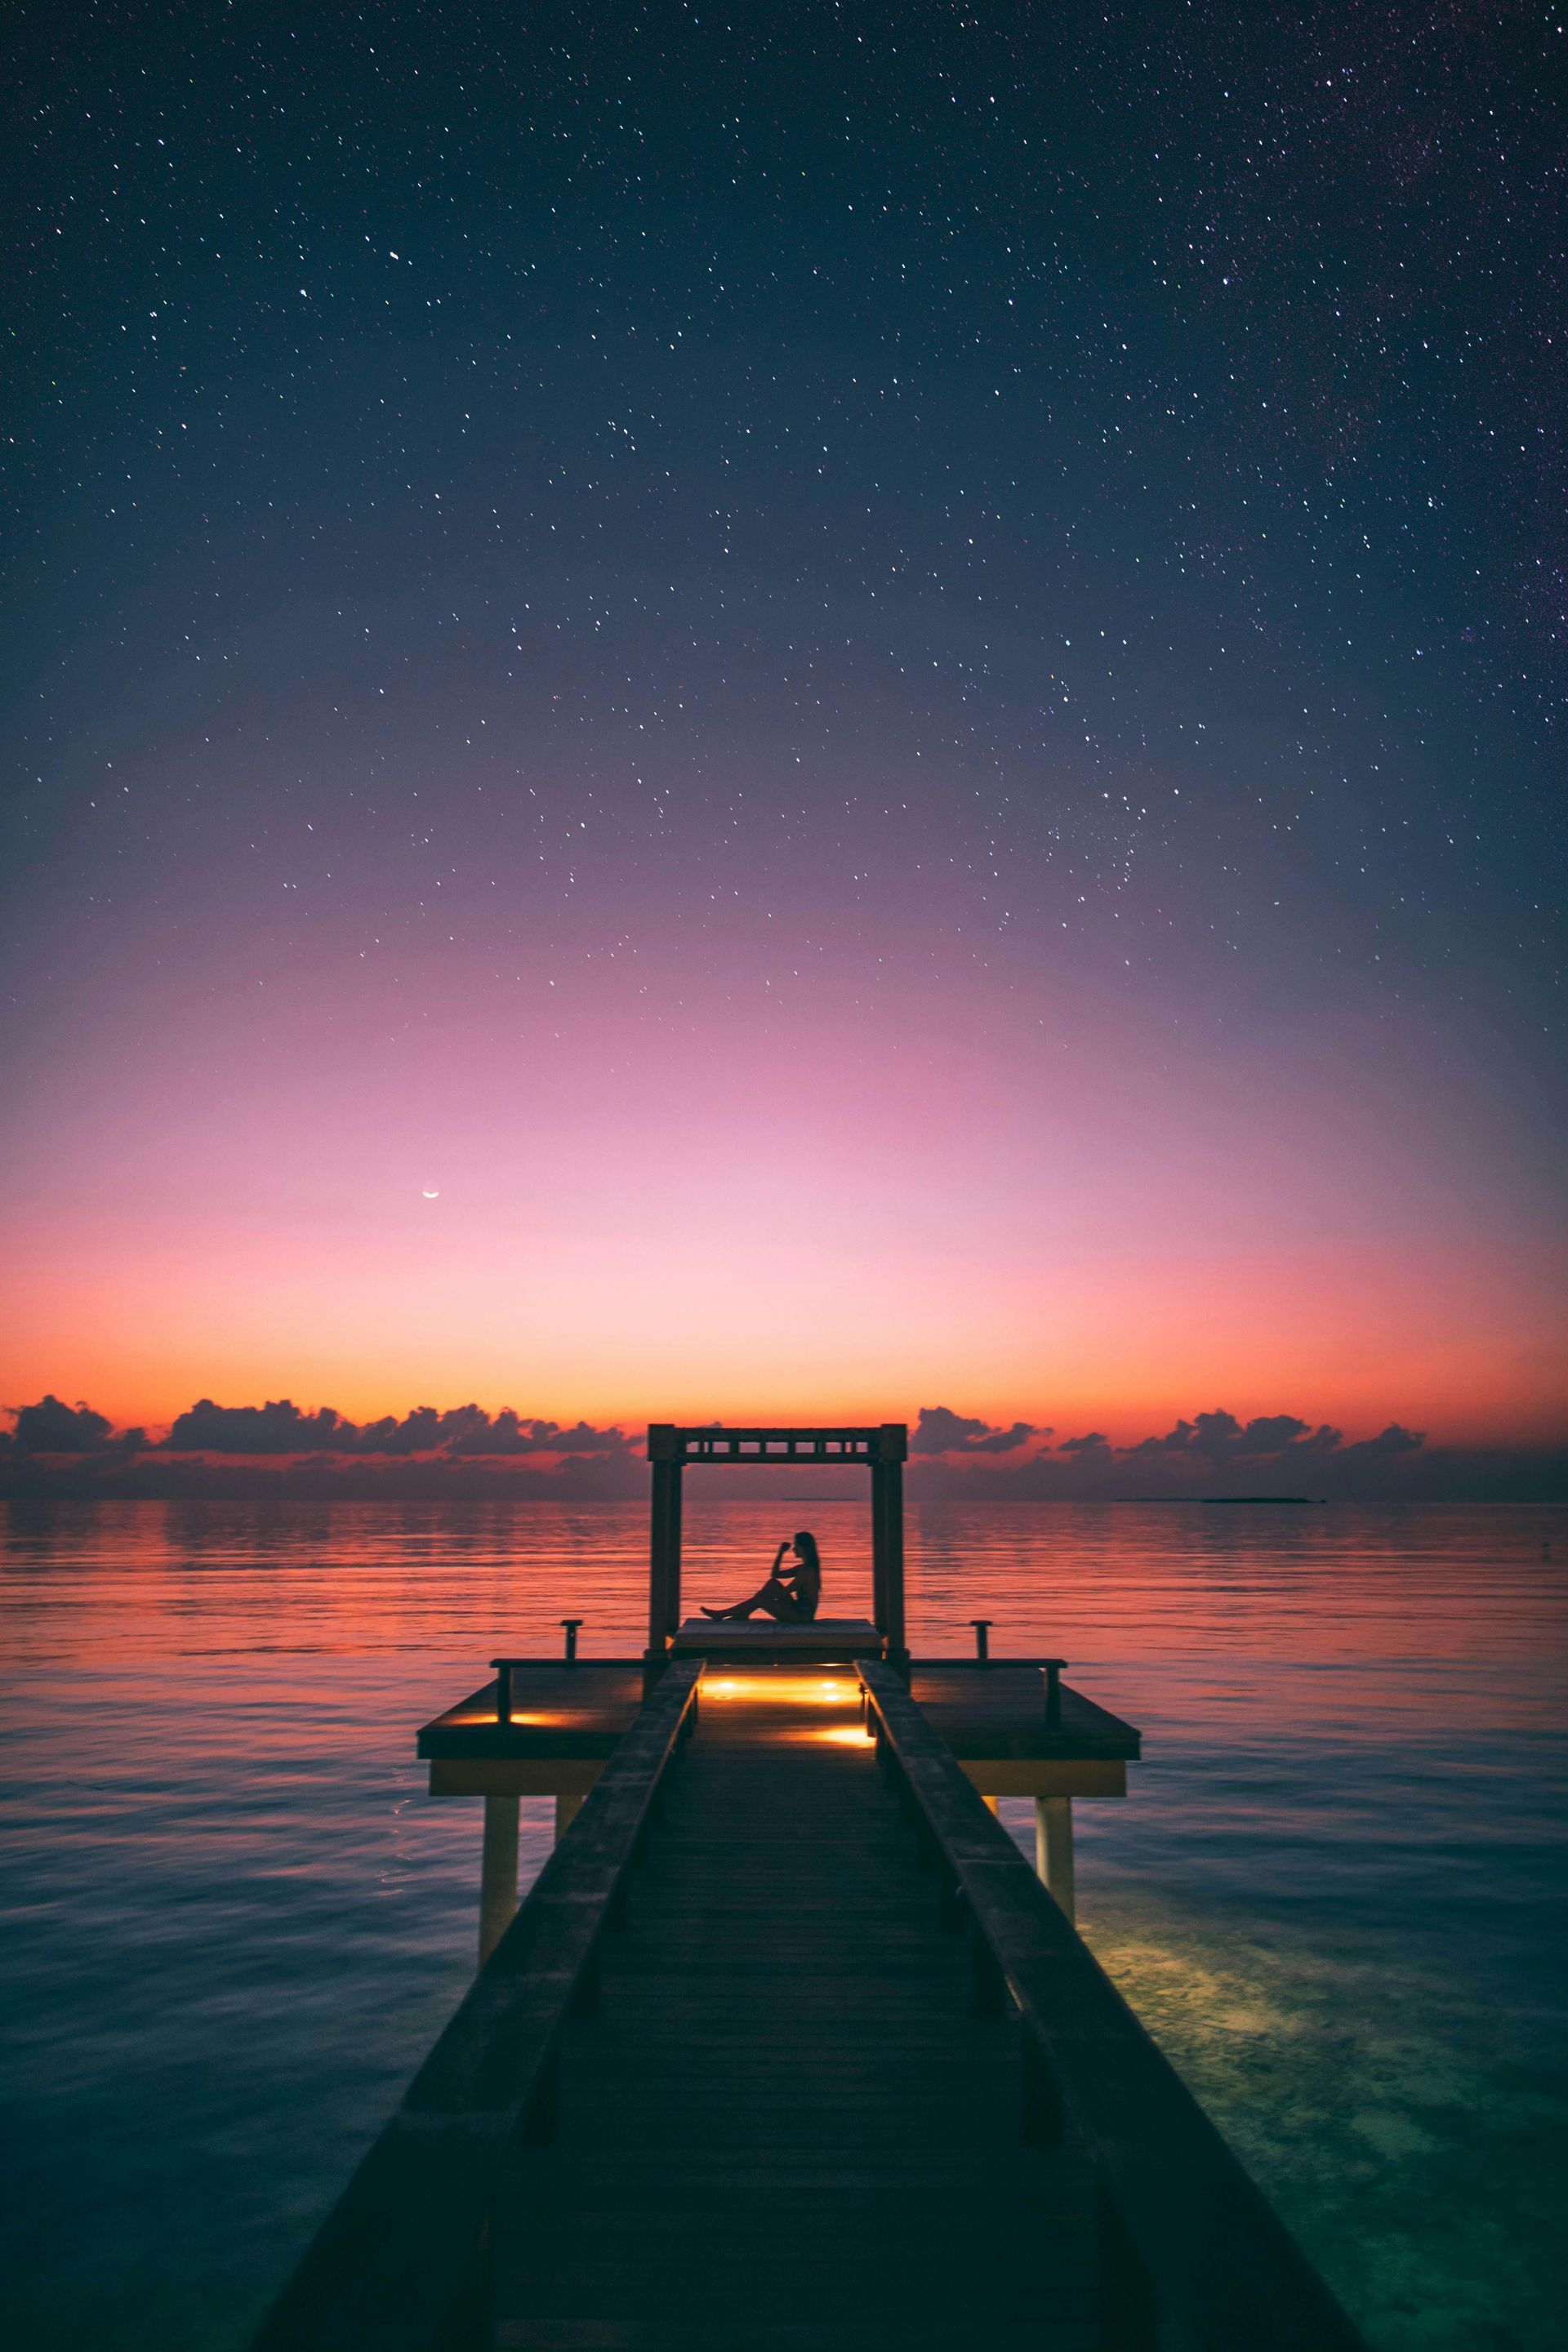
[857,1659,1367,2352]
[252,1655,703,2352]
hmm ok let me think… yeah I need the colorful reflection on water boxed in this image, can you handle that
[2,1498,1564,2350]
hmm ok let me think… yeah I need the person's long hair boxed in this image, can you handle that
[791,1530,822,1576]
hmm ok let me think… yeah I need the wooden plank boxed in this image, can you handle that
[912,1666,1141,1761]
[858,1660,1366,2352]
[497,2321,1095,2351]
[252,1659,702,2352]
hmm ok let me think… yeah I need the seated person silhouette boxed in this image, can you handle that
[702,1530,822,1622]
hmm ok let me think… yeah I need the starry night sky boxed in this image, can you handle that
[3,2,1564,1455]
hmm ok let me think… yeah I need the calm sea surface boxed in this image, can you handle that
[2,1498,1565,2350]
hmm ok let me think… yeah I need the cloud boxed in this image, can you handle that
[5,1396,149,1453]
[906,1405,1462,1499]
[911,1405,1041,1456]
[351,1404,485,1454]
[157,1397,635,1458]
[441,1410,632,1456]
[7,1395,123,1452]
[162,1398,353,1453]
[535,1419,635,1454]
[0,1390,1557,1501]
[1340,1420,1425,1459]
[1120,1409,1343,1460]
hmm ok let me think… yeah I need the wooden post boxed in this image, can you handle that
[880,1433,906,1671]
[1036,1795,1076,1925]
[648,1459,670,1649]
[870,1461,889,1637]
[555,1790,583,1841]
[665,1460,682,1634]
[648,1434,682,1651]
[479,1793,519,1964]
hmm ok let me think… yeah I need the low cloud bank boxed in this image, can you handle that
[908,1401,1423,1475]
[1114,1408,1423,1465]
[906,1405,1561,1501]
[2,1396,1562,1502]
[0,1394,642,1498]
[909,1406,1040,1456]
[160,1398,632,1458]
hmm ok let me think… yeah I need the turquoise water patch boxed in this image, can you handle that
[1080,1896,1567,2351]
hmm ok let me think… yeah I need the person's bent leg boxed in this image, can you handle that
[701,1584,768,1620]
[754,1579,804,1621]
[702,1577,803,1621]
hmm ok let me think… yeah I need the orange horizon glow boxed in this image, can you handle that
[4,896,1564,1460]
[5,1229,1563,1451]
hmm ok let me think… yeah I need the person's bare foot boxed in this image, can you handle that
[701,1605,729,1619]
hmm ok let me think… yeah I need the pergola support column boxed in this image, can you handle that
[648,1446,682,1637]
[880,1449,906,1672]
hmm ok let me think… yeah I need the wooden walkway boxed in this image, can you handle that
[257,1655,1365,2352]
[492,1680,1096,2350]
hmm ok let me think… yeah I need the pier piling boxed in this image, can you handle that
[478,1793,519,1966]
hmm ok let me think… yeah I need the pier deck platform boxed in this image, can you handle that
[419,1643,1138,1797]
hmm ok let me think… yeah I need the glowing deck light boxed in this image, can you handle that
[701,1673,854,1704]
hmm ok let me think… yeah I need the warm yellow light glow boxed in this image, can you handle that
[700,1673,862,1705]
[452,1704,575,1728]
[816,1724,876,1745]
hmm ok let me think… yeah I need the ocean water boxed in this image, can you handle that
[2,1496,1564,2350]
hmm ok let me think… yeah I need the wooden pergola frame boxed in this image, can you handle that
[645,1423,908,1665]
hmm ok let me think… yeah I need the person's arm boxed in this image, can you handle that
[770,1540,791,1574]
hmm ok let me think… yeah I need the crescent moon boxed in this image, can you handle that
[422,1189,439,1199]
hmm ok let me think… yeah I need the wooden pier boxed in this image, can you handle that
[255,1426,1366,2352]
